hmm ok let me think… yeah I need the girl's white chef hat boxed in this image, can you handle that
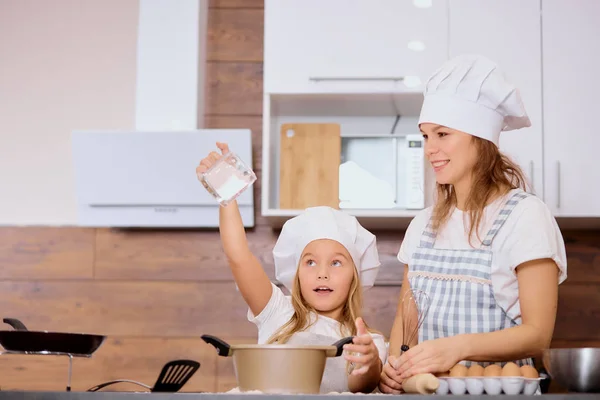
[418,54,531,146]
[272,206,381,293]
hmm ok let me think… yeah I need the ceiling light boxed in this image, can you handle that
[407,40,426,51]
[413,0,432,8]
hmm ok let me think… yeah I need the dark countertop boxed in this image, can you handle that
[0,392,599,400]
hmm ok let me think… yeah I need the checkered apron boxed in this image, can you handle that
[408,190,533,367]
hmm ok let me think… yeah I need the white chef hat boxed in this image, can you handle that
[418,54,531,146]
[272,206,380,293]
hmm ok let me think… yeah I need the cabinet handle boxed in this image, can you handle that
[556,161,561,209]
[529,160,534,192]
[308,76,405,82]
[393,137,398,204]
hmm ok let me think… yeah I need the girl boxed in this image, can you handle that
[196,143,387,394]
[379,54,568,394]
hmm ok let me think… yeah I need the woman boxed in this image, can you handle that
[379,54,567,394]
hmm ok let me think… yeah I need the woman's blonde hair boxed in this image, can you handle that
[431,136,528,246]
[267,262,367,344]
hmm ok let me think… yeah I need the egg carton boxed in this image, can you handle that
[436,375,547,395]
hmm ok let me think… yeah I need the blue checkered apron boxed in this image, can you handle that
[408,190,533,367]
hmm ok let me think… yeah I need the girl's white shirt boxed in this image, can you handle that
[247,282,388,366]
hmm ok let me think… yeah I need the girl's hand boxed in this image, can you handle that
[196,142,229,178]
[394,336,464,379]
[343,317,380,375]
[378,355,404,394]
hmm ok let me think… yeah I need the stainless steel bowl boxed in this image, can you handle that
[542,348,600,392]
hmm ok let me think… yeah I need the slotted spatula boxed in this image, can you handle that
[87,359,200,392]
[151,359,200,392]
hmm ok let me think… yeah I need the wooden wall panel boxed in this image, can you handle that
[0,228,94,280]
[0,282,400,340]
[207,9,263,62]
[209,0,263,9]
[0,281,256,338]
[94,228,277,281]
[205,62,263,115]
[554,284,600,340]
[95,226,405,286]
[561,232,600,283]
[0,337,217,392]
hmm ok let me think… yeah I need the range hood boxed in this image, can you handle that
[71,129,255,228]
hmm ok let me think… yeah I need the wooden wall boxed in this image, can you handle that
[0,0,599,393]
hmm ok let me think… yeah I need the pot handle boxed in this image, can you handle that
[3,318,28,331]
[201,334,232,357]
[327,336,354,357]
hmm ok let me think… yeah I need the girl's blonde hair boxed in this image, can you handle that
[267,262,369,344]
[431,136,529,246]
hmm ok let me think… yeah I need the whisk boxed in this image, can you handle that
[400,288,431,353]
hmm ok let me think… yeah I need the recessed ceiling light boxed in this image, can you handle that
[408,40,426,51]
[413,0,432,8]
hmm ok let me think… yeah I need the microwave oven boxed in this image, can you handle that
[339,133,425,210]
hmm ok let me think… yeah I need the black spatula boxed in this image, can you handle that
[151,359,200,392]
[87,359,200,392]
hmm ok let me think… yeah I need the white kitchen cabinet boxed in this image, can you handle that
[264,0,449,94]
[448,0,544,198]
[542,0,600,217]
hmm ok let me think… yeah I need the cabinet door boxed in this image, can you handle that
[542,0,600,216]
[448,0,543,197]
[264,0,448,93]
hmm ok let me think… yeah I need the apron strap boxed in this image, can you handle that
[481,190,531,247]
[419,221,437,248]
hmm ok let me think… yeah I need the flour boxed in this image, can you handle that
[224,387,386,396]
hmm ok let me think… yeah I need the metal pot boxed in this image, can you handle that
[0,318,105,356]
[201,334,353,394]
[542,347,600,392]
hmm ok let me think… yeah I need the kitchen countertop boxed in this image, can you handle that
[0,392,599,400]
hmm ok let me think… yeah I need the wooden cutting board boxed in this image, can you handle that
[279,123,341,209]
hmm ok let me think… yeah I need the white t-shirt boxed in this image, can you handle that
[397,189,568,323]
[247,282,388,366]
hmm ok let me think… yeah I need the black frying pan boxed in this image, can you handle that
[0,317,106,356]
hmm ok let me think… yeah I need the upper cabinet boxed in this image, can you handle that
[261,0,600,228]
[542,0,600,217]
[264,0,449,94]
[448,0,544,197]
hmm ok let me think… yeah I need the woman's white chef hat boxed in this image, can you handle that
[418,54,531,146]
[272,206,381,293]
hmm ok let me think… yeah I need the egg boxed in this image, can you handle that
[484,364,502,377]
[467,364,485,377]
[501,362,522,377]
[520,365,539,378]
[449,364,468,377]
[436,371,450,378]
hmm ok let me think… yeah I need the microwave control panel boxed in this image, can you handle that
[404,134,425,209]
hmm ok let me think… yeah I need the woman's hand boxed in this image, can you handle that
[378,355,404,394]
[394,336,465,379]
[196,141,229,178]
[344,317,380,375]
